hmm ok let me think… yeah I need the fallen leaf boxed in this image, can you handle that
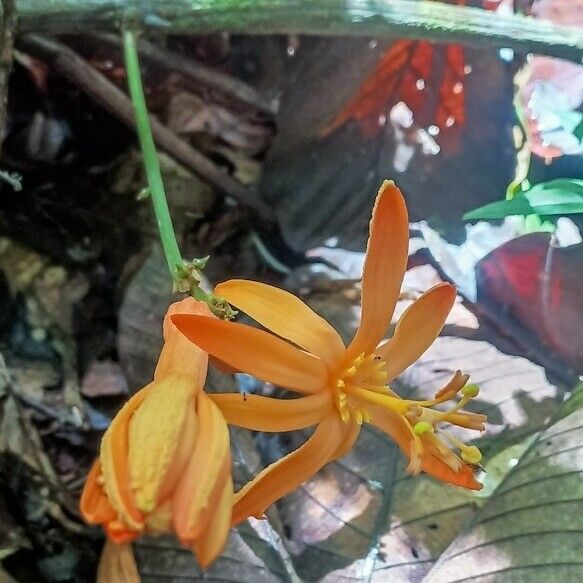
[80,360,128,398]
[425,405,583,582]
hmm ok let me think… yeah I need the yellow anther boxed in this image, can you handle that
[461,384,479,398]
[460,445,482,464]
[354,410,364,425]
[345,366,357,378]
[354,353,365,367]
[375,361,386,370]
[413,421,434,436]
[338,392,348,402]
[336,379,346,388]
[365,353,377,363]
[362,410,372,423]
[340,408,351,423]
[375,371,388,381]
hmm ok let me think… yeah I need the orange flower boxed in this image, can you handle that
[172,181,486,526]
[81,298,233,569]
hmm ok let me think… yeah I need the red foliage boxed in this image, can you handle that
[322,0,475,147]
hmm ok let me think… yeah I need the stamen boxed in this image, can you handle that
[461,384,479,398]
[461,445,482,464]
[413,421,433,436]
[336,379,345,388]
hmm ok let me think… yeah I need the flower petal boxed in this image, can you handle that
[100,388,151,532]
[154,298,212,383]
[346,181,409,360]
[173,394,232,543]
[128,375,197,513]
[193,478,234,569]
[370,406,482,490]
[231,414,344,525]
[376,283,456,380]
[332,421,361,460]
[80,461,117,525]
[172,315,328,394]
[210,393,332,432]
[216,279,345,366]
[97,541,140,583]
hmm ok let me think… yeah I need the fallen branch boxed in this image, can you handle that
[19,34,274,221]
[95,33,276,115]
[14,0,583,65]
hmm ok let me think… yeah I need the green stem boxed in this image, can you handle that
[122,28,183,281]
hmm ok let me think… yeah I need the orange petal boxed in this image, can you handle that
[172,315,327,394]
[193,478,234,570]
[376,283,456,379]
[370,406,482,490]
[127,375,198,513]
[155,298,212,382]
[421,446,482,490]
[97,541,140,583]
[173,394,232,543]
[346,181,409,361]
[231,414,344,525]
[80,461,117,525]
[332,421,361,460]
[210,392,332,432]
[100,388,150,532]
[216,279,345,366]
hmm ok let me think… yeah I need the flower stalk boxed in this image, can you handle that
[123,28,182,281]
[122,28,235,319]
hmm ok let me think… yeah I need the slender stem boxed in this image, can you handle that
[122,28,183,281]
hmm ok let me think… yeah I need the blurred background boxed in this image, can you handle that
[0,0,582,581]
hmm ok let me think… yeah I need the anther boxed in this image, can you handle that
[460,445,482,464]
[345,366,357,378]
[336,379,346,388]
[461,384,479,398]
[413,421,434,436]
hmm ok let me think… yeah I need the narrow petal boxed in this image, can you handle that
[210,393,332,432]
[193,478,234,569]
[216,279,345,366]
[347,181,409,360]
[376,283,456,379]
[127,375,197,513]
[370,406,482,490]
[172,315,327,394]
[173,394,232,543]
[155,298,212,383]
[332,421,361,460]
[80,461,117,525]
[100,388,151,532]
[231,414,344,525]
[97,541,140,583]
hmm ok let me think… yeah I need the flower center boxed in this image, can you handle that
[333,351,391,425]
[333,354,485,474]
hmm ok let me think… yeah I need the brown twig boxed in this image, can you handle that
[0,0,16,156]
[19,34,274,221]
[95,33,276,115]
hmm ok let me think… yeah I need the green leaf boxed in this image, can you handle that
[464,179,583,221]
